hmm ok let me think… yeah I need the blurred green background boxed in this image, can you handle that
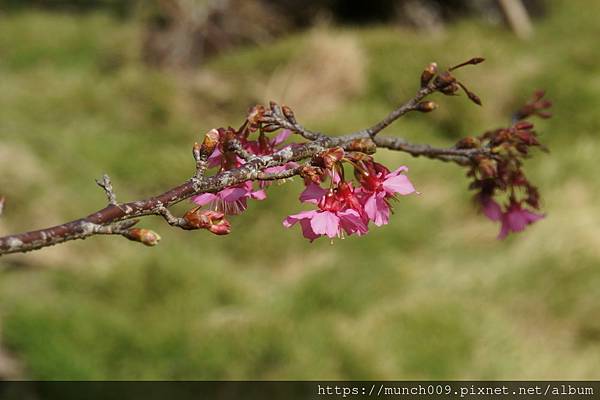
[0,0,599,380]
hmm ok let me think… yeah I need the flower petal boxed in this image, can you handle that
[283,210,317,227]
[363,193,389,226]
[386,165,409,177]
[299,183,327,204]
[220,187,249,202]
[506,210,528,232]
[299,219,319,241]
[339,209,368,235]
[481,197,502,221]
[383,173,415,196]
[251,189,267,200]
[272,129,292,146]
[310,211,340,238]
[497,219,510,240]
[191,193,217,206]
[207,148,222,168]
[524,210,545,224]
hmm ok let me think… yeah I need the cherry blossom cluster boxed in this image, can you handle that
[284,149,416,241]
[186,125,296,235]
[181,116,420,241]
[460,91,552,238]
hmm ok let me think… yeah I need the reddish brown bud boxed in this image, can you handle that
[537,111,552,119]
[299,165,324,184]
[455,136,480,149]
[420,62,438,87]
[345,138,377,154]
[514,90,553,121]
[457,82,482,106]
[261,124,279,133]
[183,209,231,235]
[415,101,438,113]
[199,128,220,157]
[282,105,296,124]
[0,196,4,216]
[449,57,485,71]
[532,90,545,101]
[313,147,344,170]
[125,228,161,246]
[514,121,534,130]
[269,100,279,110]
[345,151,373,163]
[466,90,482,106]
[434,71,456,88]
[515,130,539,146]
[477,158,497,178]
[247,105,266,131]
[440,82,460,96]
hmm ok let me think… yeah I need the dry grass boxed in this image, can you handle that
[262,29,367,119]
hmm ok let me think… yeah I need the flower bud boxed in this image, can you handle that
[477,159,497,178]
[199,128,220,157]
[465,90,482,106]
[455,136,480,149]
[346,138,377,154]
[0,196,5,216]
[313,147,344,170]
[456,82,482,106]
[208,220,231,235]
[125,228,161,246]
[439,82,460,96]
[514,121,534,131]
[247,105,266,131]
[449,57,485,71]
[261,124,279,132]
[299,165,324,184]
[282,105,296,124]
[433,71,455,88]
[183,208,231,235]
[415,101,438,113]
[420,62,438,87]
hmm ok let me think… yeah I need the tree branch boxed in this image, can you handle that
[0,59,493,256]
[372,136,488,165]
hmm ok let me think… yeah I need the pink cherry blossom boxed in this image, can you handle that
[479,196,544,239]
[498,202,544,239]
[206,129,292,168]
[357,164,416,226]
[285,183,368,241]
[192,181,266,215]
[283,208,367,242]
[246,129,291,155]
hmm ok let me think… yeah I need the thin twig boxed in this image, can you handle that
[227,139,256,161]
[95,174,117,205]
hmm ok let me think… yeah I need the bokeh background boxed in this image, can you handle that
[0,0,599,380]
